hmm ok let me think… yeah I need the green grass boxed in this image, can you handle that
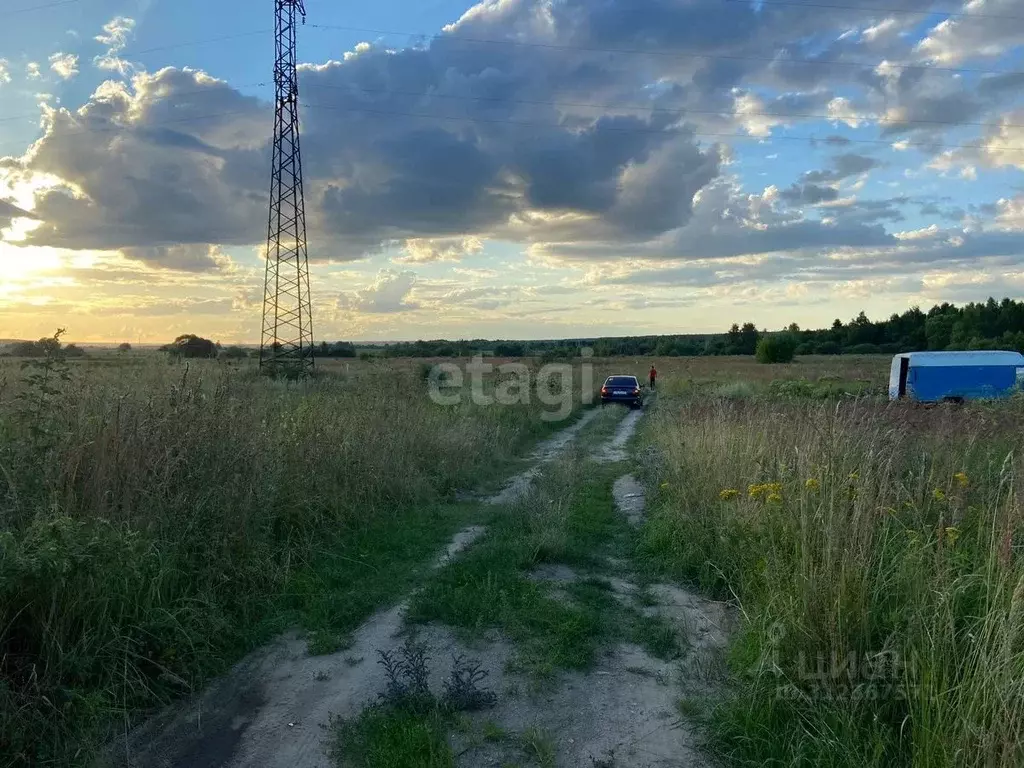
[0,357,594,765]
[332,706,455,768]
[637,393,1024,768]
[408,454,686,677]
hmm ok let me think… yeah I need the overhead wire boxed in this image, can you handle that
[301,82,1024,133]
[6,0,79,16]
[308,23,1024,78]
[716,0,1024,22]
[2,94,1022,156]
[301,101,1024,153]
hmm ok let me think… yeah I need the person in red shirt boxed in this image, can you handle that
[649,365,657,390]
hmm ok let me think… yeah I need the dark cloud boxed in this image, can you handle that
[779,183,840,204]
[1,0,1020,278]
[803,153,880,183]
[0,198,34,228]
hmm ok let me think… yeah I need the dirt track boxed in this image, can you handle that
[107,404,731,768]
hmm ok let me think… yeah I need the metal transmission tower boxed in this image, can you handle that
[261,0,314,375]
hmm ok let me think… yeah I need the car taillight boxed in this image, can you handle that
[600,387,608,394]
[633,388,640,395]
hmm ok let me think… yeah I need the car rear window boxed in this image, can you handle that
[606,377,638,386]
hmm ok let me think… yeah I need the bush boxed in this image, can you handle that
[755,334,797,364]
[847,343,882,354]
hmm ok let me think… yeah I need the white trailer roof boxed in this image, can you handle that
[896,351,1024,367]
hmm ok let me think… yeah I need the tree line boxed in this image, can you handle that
[6,298,1024,361]
[367,298,1024,359]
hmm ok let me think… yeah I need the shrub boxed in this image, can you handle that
[755,334,797,364]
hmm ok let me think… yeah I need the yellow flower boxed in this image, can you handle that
[945,526,961,545]
[953,472,969,489]
[720,488,740,501]
[749,482,783,500]
[766,493,783,504]
[805,478,820,492]
[933,488,946,502]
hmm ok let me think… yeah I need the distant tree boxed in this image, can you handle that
[737,323,761,355]
[494,341,525,357]
[756,334,798,364]
[925,314,957,350]
[326,341,357,358]
[118,342,132,353]
[163,334,217,359]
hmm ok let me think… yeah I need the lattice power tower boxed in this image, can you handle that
[260,0,314,375]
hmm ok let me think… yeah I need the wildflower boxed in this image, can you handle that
[933,488,946,502]
[749,482,782,500]
[766,493,783,504]
[953,472,969,489]
[720,488,740,501]
[805,478,820,492]
[945,526,961,545]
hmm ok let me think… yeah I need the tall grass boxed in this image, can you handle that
[641,396,1024,766]
[0,358,577,765]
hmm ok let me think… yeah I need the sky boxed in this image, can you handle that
[1,0,1023,343]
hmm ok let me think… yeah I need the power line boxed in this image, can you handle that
[0,82,270,125]
[309,23,1024,78]
[303,82,1024,133]
[718,0,1024,22]
[121,29,273,58]
[301,102,1024,154]
[2,99,1022,156]
[0,109,257,154]
[7,0,79,16]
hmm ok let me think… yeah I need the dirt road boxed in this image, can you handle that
[107,403,731,768]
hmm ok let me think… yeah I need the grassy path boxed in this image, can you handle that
[333,401,732,768]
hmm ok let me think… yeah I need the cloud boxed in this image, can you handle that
[779,183,840,205]
[94,16,136,75]
[11,69,268,256]
[802,153,881,183]
[981,111,1024,171]
[995,196,1024,230]
[915,0,1024,65]
[0,59,10,86]
[0,199,36,228]
[119,244,232,272]
[26,62,42,80]
[338,269,419,313]
[397,236,484,263]
[49,53,79,80]
[3,0,1023,294]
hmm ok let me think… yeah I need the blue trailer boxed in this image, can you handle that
[889,350,1024,402]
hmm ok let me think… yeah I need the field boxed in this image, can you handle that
[2,350,1022,766]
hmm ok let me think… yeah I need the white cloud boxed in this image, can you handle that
[26,62,42,80]
[338,269,419,313]
[94,16,136,75]
[0,59,11,86]
[397,236,484,263]
[49,53,79,80]
[995,196,1024,231]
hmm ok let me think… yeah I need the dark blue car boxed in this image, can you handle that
[600,375,643,408]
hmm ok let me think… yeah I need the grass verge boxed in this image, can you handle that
[638,393,1024,767]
